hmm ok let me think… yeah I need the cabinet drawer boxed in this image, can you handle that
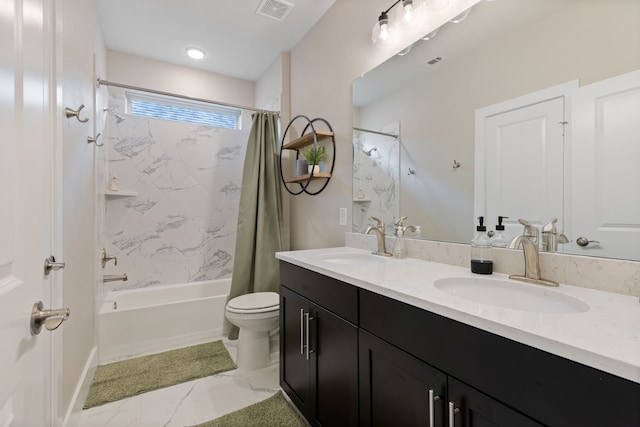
[280,261,358,324]
[360,289,640,426]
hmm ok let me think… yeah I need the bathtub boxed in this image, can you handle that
[98,279,231,363]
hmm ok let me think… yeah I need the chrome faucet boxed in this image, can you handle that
[365,216,392,257]
[541,218,569,253]
[103,274,128,283]
[508,219,558,287]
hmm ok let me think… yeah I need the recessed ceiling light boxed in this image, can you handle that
[186,48,205,60]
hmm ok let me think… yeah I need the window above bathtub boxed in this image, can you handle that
[125,90,241,129]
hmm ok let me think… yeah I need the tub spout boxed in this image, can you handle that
[103,274,128,283]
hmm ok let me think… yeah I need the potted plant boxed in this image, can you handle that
[300,145,326,175]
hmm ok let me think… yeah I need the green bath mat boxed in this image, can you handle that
[84,340,236,409]
[190,391,308,427]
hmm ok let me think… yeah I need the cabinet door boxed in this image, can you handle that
[310,302,359,427]
[448,378,543,427]
[280,286,311,416]
[359,330,447,427]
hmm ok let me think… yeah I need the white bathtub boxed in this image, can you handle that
[98,279,231,363]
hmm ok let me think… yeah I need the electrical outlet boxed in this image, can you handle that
[339,208,347,226]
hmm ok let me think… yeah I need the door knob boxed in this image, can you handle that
[44,255,66,275]
[576,237,600,247]
[30,301,70,335]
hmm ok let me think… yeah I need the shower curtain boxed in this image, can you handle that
[227,111,285,339]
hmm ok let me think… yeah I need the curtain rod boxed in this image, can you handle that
[96,78,279,115]
[353,127,399,139]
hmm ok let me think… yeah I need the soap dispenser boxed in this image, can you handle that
[414,225,423,240]
[471,216,493,274]
[491,216,509,248]
[392,216,415,259]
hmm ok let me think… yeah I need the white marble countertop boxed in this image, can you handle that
[276,247,640,384]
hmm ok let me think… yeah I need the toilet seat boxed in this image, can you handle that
[226,292,279,314]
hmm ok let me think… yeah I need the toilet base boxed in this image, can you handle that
[236,329,271,370]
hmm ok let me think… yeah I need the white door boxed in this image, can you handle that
[478,97,566,241]
[0,0,65,425]
[570,70,640,260]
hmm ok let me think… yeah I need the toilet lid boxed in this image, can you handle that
[227,292,279,312]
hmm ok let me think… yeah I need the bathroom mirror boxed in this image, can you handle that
[352,0,640,261]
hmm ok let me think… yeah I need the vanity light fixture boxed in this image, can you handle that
[186,48,205,60]
[372,0,427,47]
[372,11,393,47]
[401,0,415,24]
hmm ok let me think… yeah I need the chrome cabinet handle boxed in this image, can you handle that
[429,389,441,427]
[448,401,460,427]
[576,237,600,247]
[44,255,65,275]
[304,312,314,360]
[65,104,89,123]
[31,301,70,335]
[300,309,305,355]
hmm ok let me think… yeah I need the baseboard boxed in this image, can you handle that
[62,345,98,427]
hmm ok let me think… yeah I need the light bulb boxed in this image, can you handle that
[402,1,414,23]
[372,11,394,47]
[396,0,425,30]
[380,22,389,40]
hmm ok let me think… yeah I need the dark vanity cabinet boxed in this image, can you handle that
[279,262,640,427]
[359,330,447,427]
[359,330,542,427]
[360,289,640,427]
[280,262,359,427]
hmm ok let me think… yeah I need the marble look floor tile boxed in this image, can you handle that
[78,339,281,427]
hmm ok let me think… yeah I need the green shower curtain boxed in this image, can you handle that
[227,111,286,339]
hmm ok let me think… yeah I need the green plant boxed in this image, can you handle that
[300,145,326,165]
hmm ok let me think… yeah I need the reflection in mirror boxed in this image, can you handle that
[353,0,640,260]
[352,123,400,233]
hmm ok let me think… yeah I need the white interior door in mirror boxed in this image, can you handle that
[571,70,640,261]
[475,83,573,243]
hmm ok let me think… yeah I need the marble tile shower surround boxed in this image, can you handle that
[352,123,400,232]
[346,232,640,297]
[102,91,252,291]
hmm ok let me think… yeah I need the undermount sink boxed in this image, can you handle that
[319,252,388,265]
[433,277,590,314]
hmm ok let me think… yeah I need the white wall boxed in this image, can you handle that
[288,0,480,249]
[255,52,292,250]
[59,0,105,418]
[106,50,255,108]
[255,54,283,110]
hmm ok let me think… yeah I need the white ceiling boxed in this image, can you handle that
[96,0,336,82]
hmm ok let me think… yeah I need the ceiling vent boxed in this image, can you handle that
[255,0,295,22]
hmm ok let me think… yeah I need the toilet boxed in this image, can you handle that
[225,291,280,370]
